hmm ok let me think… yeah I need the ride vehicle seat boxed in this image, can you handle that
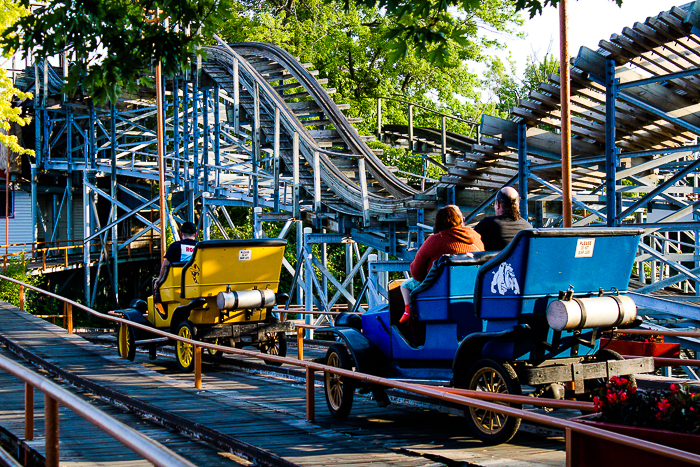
[409,251,498,341]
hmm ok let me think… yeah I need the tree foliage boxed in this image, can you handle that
[2,0,234,103]
[483,52,559,114]
[1,0,33,156]
[515,0,622,18]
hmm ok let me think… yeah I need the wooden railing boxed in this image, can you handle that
[0,236,161,271]
[4,274,700,466]
[0,350,196,467]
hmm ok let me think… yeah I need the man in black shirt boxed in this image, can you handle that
[154,221,198,289]
[474,187,532,251]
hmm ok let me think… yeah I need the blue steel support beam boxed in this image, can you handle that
[173,78,181,186]
[619,66,700,89]
[606,58,619,227]
[617,92,700,136]
[193,79,200,192]
[517,123,529,219]
[89,100,96,169]
[214,84,221,197]
[183,81,190,183]
[203,88,210,190]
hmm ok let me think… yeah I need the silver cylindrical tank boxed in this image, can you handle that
[216,288,276,310]
[546,295,637,331]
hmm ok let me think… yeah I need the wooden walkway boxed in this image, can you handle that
[0,302,566,466]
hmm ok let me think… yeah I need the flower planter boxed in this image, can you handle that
[568,415,700,467]
[600,338,680,358]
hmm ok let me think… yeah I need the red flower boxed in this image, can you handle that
[628,386,637,394]
[619,392,628,402]
[670,384,679,394]
[607,393,618,403]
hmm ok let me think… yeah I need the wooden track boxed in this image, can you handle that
[0,303,566,466]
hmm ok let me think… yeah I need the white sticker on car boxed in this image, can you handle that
[575,238,595,258]
[238,249,252,261]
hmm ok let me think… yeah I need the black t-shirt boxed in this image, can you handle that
[164,239,197,263]
[473,215,532,251]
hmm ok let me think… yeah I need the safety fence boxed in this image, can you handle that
[0,350,197,467]
[3,274,700,466]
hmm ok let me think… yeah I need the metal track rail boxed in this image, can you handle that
[0,334,299,467]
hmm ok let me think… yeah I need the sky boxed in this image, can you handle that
[502,0,688,75]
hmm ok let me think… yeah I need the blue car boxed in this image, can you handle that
[321,228,654,444]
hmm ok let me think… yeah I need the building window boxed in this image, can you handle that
[0,189,15,218]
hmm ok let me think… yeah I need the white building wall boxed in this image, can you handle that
[0,189,35,255]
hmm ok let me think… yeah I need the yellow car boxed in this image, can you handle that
[117,239,293,371]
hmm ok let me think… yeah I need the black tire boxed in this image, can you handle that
[259,332,287,366]
[176,320,196,373]
[595,348,637,387]
[117,323,135,361]
[461,358,522,445]
[324,344,356,419]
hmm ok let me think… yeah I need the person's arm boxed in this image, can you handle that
[410,236,434,282]
[155,258,171,284]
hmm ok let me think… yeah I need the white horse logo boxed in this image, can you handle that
[490,262,520,295]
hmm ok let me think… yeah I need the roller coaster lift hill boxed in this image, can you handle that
[321,228,655,445]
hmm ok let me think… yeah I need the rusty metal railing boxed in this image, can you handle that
[0,353,196,467]
[3,274,700,466]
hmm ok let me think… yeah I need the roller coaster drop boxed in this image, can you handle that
[15,3,700,363]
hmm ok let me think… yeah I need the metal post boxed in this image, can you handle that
[358,156,369,227]
[214,84,221,195]
[559,0,572,228]
[194,346,202,389]
[253,206,263,239]
[66,304,73,334]
[297,328,304,360]
[274,106,280,212]
[66,174,73,246]
[293,132,300,219]
[44,395,59,467]
[408,104,414,152]
[306,367,315,422]
[83,171,91,304]
[18,285,23,311]
[110,105,119,302]
[313,151,321,213]
[30,165,37,252]
[173,78,181,186]
[88,100,96,170]
[192,77,200,192]
[233,58,240,136]
[441,115,447,165]
[376,98,382,139]
[183,80,190,184]
[24,383,33,441]
[252,82,260,208]
[202,87,210,190]
[517,123,529,220]
[202,196,211,241]
[605,58,619,227]
[303,227,313,339]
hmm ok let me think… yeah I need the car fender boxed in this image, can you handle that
[324,327,388,376]
[452,324,530,385]
[118,307,154,341]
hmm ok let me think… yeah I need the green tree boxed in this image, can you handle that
[1,0,33,156]
[483,51,559,114]
[3,0,234,103]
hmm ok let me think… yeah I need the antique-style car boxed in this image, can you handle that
[117,239,293,371]
[321,228,654,444]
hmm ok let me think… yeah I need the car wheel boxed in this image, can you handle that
[259,332,287,366]
[462,358,522,445]
[176,320,196,373]
[117,323,135,361]
[595,348,636,387]
[324,344,356,419]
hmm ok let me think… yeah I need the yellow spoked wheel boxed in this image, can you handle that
[207,338,223,358]
[176,321,195,372]
[259,332,287,367]
[117,323,135,361]
[463,358,521,445]
[323,344,355,418]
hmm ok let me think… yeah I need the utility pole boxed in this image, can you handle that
[559,0,572,228]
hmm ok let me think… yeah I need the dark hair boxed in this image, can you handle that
[180,221,197,235]
[496,189,521,220]
[434,205,463,233]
